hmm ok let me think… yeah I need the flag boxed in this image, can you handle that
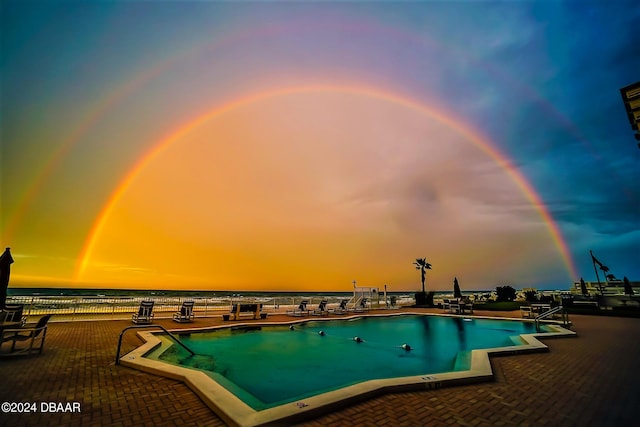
[590,250,603,267]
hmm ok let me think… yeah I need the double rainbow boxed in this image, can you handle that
[74,84,578,282]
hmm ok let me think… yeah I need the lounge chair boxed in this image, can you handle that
[460,299,473,314]
[331,299,348,314]
[132,301,154,324]
[2,304,27,327]
[388,295,398,309]
[311,300,329,316]
[351,298,369,313]
[449,300,460,314]
[172,301,195,323]
[287,300,309,317]
[1,314,52,356]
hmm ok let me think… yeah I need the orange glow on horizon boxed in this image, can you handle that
[74,85,576,292]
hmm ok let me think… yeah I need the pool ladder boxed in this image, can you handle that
[115,324,195,365]
[534,306,570,330]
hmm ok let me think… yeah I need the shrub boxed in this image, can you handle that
[496,285,517,302]
[524,290,538,302]
[414,291,436,307]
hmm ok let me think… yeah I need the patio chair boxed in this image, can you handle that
[449,300,460,314]
[311,300,329,316]
[172,301,195,323]
[1,314,52,356]
[331,299,349,314]
[520,305,533,318]
[132,301,154,324]
[2,304,27,327]
[389,295,398,309]
[287,300,309,317]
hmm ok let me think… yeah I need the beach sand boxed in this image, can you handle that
[1,308,639,426]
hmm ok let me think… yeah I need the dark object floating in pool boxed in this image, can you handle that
[353,336,363,343]
[401,343,412,351]
[289,325,295,330]
[318,330,326,336]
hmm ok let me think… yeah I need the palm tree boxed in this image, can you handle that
[413,258,432,294]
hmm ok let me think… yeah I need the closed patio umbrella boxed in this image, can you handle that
[580,277,588,296]
[1,247,14,310]
[453,277,462,299]
[624,276,634,296]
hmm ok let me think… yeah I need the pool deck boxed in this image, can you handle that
[1,308,639,426]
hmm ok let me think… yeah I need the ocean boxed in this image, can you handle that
[8,287,397,299]
[6,287,492,299]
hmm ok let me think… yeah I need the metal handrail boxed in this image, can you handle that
[115,324,195,365]
[535,306,569,329]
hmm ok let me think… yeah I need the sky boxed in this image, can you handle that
[1,0,638,292]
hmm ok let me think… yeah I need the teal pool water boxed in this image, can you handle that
[153,315,545,410]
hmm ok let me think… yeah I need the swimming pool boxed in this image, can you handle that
[123,313,574,426]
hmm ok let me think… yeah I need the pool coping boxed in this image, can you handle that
[119,312,576,427]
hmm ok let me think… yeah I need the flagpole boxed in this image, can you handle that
[590,250,603,294]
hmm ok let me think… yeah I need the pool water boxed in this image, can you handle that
[154,315,544,410]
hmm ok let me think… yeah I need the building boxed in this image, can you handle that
[571,279,640,296]
[619,81,640,148]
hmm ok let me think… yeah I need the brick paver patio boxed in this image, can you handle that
[1,309,639,426]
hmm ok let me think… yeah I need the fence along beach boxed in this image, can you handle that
[6,288,417,322]
[9,287,570,322]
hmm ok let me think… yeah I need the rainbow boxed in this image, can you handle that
[1,57,178,243]
[74,84,579,282]
[5,19,607,253]
[1,26,252,243]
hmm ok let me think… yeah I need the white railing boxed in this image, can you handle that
[535,306,570,329]
[6,296,229,321]
[6,294,415,322]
